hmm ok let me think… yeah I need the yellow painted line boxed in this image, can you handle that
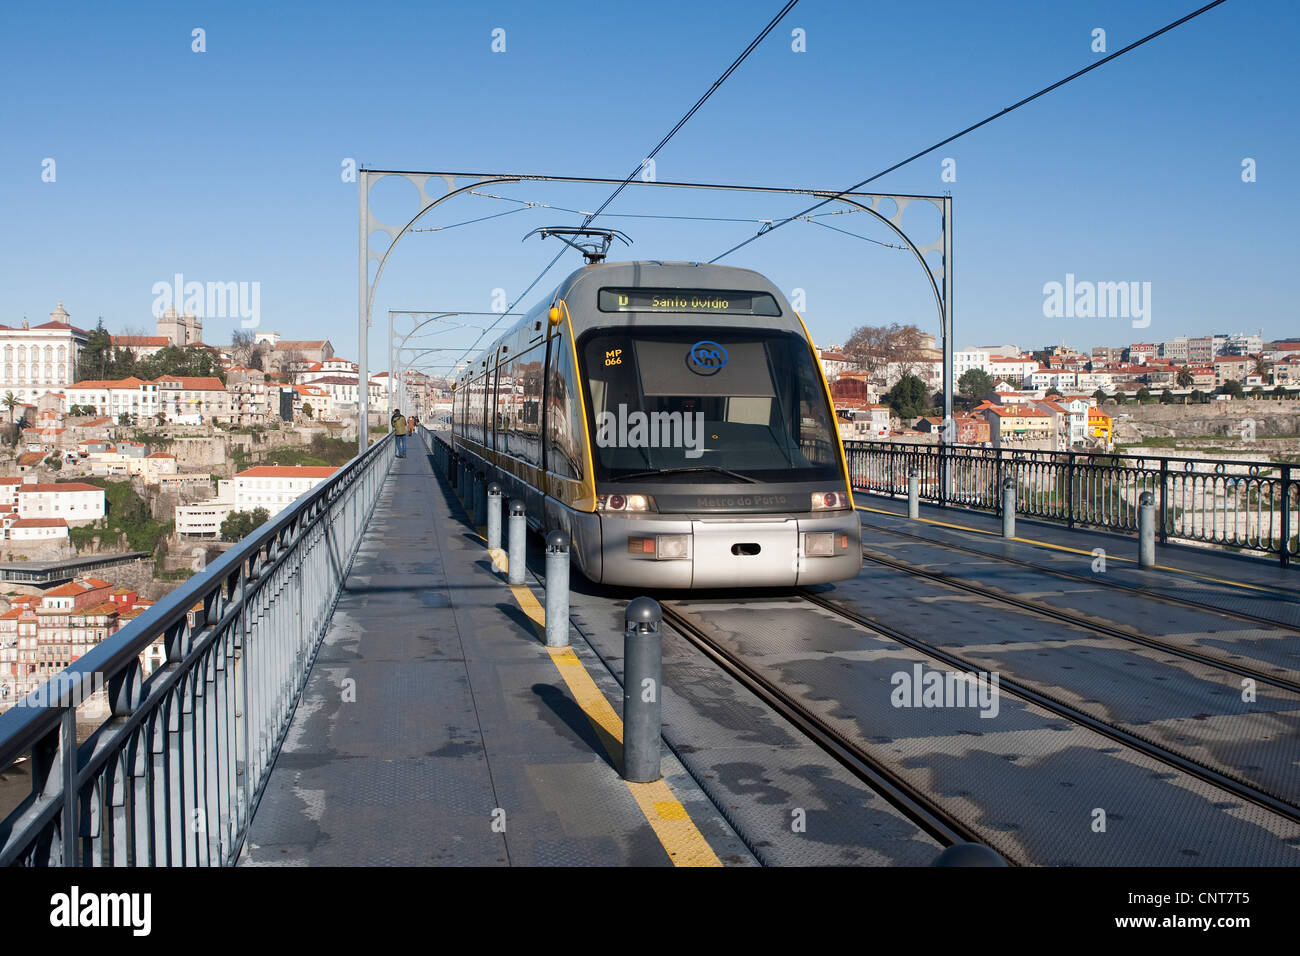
[490,547,723,866]
[856,504,1297,596]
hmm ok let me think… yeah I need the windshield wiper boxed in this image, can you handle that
[608,466,758,484]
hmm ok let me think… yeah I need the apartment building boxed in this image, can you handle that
[175,465,338,537]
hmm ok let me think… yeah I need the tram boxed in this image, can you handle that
[451,259,861,587]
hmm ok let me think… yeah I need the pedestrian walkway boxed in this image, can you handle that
[240,445,751,866]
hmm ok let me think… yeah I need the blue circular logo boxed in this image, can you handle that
[688,340,728,375]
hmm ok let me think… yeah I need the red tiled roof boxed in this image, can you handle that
[112,335,169,347]
[45,581,88,596]
[10,518,69,528]
[155,376,224,390]
[237,466,338,479]
[31,320,88,334]
[69,376,154,389]
[18,482,101,493]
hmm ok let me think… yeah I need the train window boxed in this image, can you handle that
[493,361,508,452]
[579,328,841,483]
[514,345,545,467]
[498,359,516,455]
[545,332,584,480]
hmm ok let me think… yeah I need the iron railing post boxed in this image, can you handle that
[1282,464,1292,568]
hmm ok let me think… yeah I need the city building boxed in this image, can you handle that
[110,335,170,360]
[1126,343,1158,364]
[176,465,338,537]
[0,303,89,404]
[157,306,202,347]
[16,482,105,525]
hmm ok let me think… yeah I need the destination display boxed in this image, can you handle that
[597,288,781,316]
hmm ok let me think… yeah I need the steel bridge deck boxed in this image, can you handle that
[239,449,752,867]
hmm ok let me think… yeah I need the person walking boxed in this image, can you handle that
[392,409,409,458]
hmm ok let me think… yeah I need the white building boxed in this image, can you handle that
[16,482,105,526]
[176,466,337,537]
[5,517,69,541]
[64,376,160,421]
[0,303,88,404]
[111,335,170,360]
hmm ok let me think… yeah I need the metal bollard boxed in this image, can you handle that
[507,499,527,586]
[545,531,570,648]
[1001,477,1016,539]
[932,843,1007,867]
[475,472,488,527]
[1138,490,1156,568]
[622,597,663,783]
[908,470,920,520]
[998,476,1019,538]
[486,482,503,550]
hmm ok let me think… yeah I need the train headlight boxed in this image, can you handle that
[656,534,689,559]
[598,493,654,513]
[625,533,689,560]
[810,491,849,511]
[803,532,835,557]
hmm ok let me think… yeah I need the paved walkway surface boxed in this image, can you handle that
[240,445,753,866]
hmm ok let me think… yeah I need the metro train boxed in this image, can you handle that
[450,259,861,587]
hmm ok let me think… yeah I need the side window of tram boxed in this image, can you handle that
[515,346,544,467]
[546,334,583,480]
[499,359,517,455]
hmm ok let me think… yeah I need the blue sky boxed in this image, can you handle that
[1,0,1295,374]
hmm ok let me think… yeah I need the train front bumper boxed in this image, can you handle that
[596,511,861,588]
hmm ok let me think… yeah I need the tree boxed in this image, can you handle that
[1190,389,1208,404]
[1176,367,1194,388]
[301,402,314,419]
[118,412,132,426]
[220,507,271,542]
[1092,388,1108,404]
[1253,356,1270,382]
[958,368,994,402]
[1159,389,1174,404]
[1250,386,1265,399]
[76,319,114,381]
[2,392,17,438]
[231,330,256,368]
[842,324,929,390]
[1220,379,1245,399]
[884,373,932,421]
[1136,386,1151,403]
[1045,386,1063,399]
[279,349,308,385]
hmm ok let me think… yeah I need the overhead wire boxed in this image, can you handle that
[448,0,800,372]
[708,0,1231,263]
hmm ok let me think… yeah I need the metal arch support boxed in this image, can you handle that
[359,174,525,449]
[823,194,952,434]
[359,169,953,457]
[386,310,523,422]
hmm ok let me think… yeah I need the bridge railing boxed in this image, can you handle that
[0,433,395,866]
[844,440,1298,566]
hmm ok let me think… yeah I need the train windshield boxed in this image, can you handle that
[579,328,843,482]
